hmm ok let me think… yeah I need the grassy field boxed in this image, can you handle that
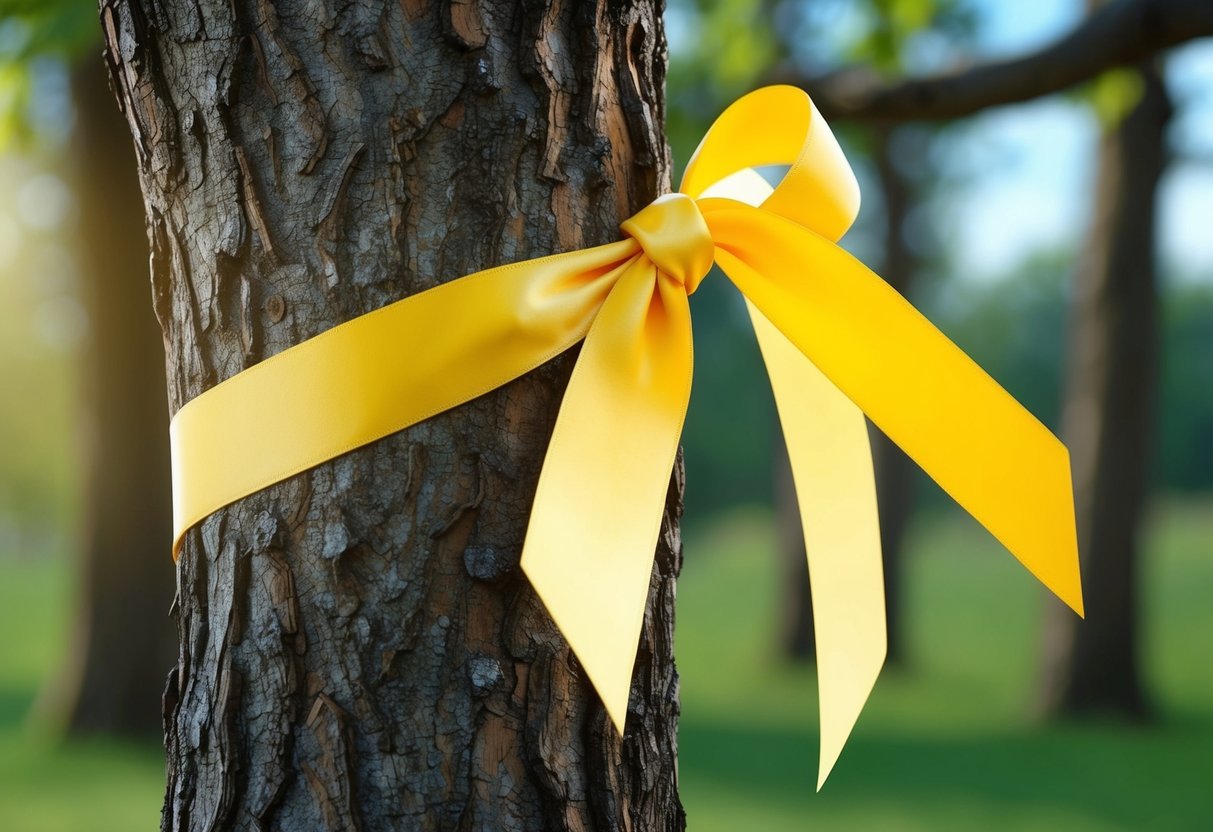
[678,499,1213,831]
[1,500,1210,830]
[0,555,163,831]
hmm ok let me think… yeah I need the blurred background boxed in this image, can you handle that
[0,0,1210,830]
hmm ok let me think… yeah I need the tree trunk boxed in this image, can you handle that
[776,126,916,665]
[100,1,683,829]
[1040,64,1171,719]
[36,54,176,737]
[773,432,813,659]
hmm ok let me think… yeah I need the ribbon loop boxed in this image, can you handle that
[620,193,714,294]
[680,86,860,243]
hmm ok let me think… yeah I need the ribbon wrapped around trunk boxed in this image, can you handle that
[169,86,1084,788]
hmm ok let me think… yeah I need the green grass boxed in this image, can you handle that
[0,556,164,832]
[677,499,1213,831]
[1,500,1210,829]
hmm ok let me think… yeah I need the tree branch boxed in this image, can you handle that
[778,0,1213,123]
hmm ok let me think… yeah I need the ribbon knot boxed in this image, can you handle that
[619,192,715,294]
[168,85,1083,790]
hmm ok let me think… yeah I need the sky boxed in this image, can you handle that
[954,0,1213,282]
[3,0,1212,301]
[666,0,1213,285]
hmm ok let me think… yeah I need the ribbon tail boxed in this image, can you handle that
[169,240,638,557]
[520,256,694,732]
[704,168,884,786]
[747,299,885,789]
[708,202,1083,618]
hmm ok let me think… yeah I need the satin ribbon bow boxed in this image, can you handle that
[170,86,1084,787]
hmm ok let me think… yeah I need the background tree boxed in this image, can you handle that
[0,0,174,738]
[100,0,683,828]
[790,0,1212,722]
[769,0,972,664]
[1041,61,1171,719]
[39,53,176,738]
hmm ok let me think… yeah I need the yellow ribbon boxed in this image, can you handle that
[169,86,1083,787]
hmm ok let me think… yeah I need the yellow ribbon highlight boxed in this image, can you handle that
[170,86,1083,787]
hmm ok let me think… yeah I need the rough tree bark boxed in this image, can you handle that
[37,55,176,737]
[1040,64,1171,719]
[100,1,683,829]
[775,127,916,665]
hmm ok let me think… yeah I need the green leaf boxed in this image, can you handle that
[1088,68,1145,129]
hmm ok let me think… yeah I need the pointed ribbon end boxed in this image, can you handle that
[523,551,640,737]
[520,535,650,742]
[815,757,835,793]
[602,681,630,736]
[575,631,634,737]
[1058,565,1085,620]
[815,635,886,791]
[1033,481,1085,621]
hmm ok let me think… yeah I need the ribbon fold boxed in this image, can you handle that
[169,86,1083,787]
